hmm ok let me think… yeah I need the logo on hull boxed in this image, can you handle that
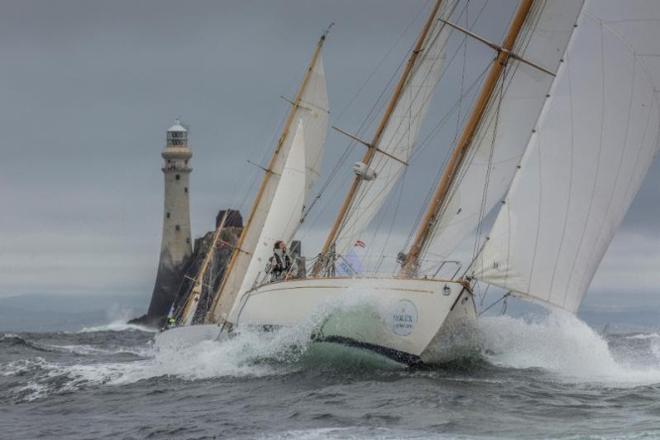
[388,300,418,336]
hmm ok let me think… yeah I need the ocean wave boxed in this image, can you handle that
[0,333,60,353]
[479,311,660,386]
[623,332,660,341]
[78,320,157,334]
[254,427,452,440]
[0,325,312,403]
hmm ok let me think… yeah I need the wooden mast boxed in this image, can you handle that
[312,0,444,275]
[401,0,535,276]
[206,33,327,323]
[178,212,228,324]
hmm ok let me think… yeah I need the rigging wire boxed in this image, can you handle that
[403,0,491,251]
[317,0,474,249]
[471,62,504,261]
[299,0,439,227]
[334,0,435,122]
[407,0,544,265]
[478,291,510,316]
[298,28,420,238]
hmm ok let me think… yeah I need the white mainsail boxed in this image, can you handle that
[473,0,660,312]
[414,0,584,269]
[208,46,329,323]
[332,0,459,257]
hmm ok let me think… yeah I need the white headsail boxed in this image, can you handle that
[473,0,660,312]
[228,120,307,322]
[331,0,459,257]
[414,0,584,270]
[208,43,329,323]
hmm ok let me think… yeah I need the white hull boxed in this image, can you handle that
[232,277,478,365]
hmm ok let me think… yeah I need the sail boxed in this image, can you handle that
[415,0,584,268]
[301,56,329,209]
[208,47,328,323]
[228,120,307,322]
[473,0,660,312]
[332,0,458,257]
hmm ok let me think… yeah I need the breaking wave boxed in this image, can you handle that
[5,300,660,404]
[78,320,157,333]
[479,311,660,386]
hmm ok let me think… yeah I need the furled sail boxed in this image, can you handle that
[330,0,459,258]
[473,0,660,312]
[414,0,584,269]
[208,43,329,324]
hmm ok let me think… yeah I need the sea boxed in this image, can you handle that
[2,303,660,440]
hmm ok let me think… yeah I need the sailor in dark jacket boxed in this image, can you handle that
[269,240,292,281]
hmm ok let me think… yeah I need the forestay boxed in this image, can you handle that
[473,0,660,312]
[332,0,458,257]
[208,48,328,323]
[416,0,584,270]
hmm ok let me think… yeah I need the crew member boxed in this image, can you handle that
[269,240,292,281]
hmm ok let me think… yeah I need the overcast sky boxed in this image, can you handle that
[2,0,659,309]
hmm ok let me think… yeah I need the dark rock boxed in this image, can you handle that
[132,209,243,328]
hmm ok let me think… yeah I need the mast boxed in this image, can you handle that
[206,32,328,323]
[177,212,229,324]
[402,0,535,276]
[312,0,444,275]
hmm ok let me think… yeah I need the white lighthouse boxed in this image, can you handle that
[147,119,193,319]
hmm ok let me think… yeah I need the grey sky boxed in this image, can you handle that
[2,0,659,306]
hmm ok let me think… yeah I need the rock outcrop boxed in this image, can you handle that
[130,209,243,328]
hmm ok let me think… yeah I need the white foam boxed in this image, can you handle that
[624,332,660,341]
[255,427,452,440]
[78,320,156,333]
[480,311,660,386]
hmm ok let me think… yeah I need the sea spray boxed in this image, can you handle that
[79,320,157,333]
[479,311,660,385]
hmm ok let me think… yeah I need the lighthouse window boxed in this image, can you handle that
[186,238,190,244]
[166,212,170,218]
[175,224,180,231]
[175,174,180,180]
[184,187,188,193]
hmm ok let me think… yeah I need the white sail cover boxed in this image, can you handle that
[210,52,328,323]
[474,0,660,312]
[417,0,584,268]
[333,0,459,257]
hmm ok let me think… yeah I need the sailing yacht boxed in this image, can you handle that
[155,32,330,347]
[224,0,660,365]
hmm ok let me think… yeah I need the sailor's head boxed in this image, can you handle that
[274,240,286,252]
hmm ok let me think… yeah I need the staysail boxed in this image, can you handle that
[207,38,329,324]
[473,0,660,312]
[228,120,308,322]
[315,0,458,265]
[403,0,584,274]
